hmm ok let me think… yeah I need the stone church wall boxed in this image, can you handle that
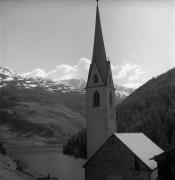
[85,135,151,180]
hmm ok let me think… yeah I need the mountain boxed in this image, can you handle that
[0,67,133,145]
[0,67,18,82]
[63,67,175,158]
[116,67,175,149]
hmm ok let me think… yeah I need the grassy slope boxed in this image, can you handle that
[0,83,86,144]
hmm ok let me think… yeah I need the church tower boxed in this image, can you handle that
[86,0,116,159]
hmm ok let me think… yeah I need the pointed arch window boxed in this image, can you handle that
[93,91,100,107]
[94,74,98,83]
[109,92,113,107]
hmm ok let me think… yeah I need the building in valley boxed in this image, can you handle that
[84,1,164,180]
[84,133,163,180]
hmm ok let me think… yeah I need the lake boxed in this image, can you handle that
[5,145,85,180]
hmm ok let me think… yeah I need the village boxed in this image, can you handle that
[0,0,175,180]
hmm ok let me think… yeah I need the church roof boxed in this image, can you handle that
[92,1,108,83]
[84,133,164,171]
[114,133,164,170]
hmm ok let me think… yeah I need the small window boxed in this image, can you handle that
[94,74,98,83]
[93,91,100,107]
[109,92,113,107]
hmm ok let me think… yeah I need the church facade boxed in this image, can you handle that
[84,1,164,180]
[84,133,163,180]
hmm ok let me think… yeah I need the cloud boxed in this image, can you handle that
[113,61,147,89]
[21,58,147,89]
[21,68,47,78]
[47,58,90,81]
[21,58,90,81]
[117,61,139,79]
[123,82,143,89]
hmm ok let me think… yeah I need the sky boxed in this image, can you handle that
[0,0,175,88]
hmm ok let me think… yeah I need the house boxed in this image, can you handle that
[84,133,163,180]
[153,148,175,180]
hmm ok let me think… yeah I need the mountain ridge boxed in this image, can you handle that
[0,67,133,96]
[0,66,133,145]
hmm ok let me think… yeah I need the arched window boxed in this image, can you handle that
[94,74,98,83]
[93,91,100,107]
[109,92,113,107]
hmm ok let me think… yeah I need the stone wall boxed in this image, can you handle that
[85,135,151,180]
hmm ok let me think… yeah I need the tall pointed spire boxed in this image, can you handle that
[92,0,108,82]
[86,0,116,159]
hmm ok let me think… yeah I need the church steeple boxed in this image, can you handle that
[92,1,108,82]
[86,0,116,159]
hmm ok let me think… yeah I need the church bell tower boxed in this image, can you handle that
[86,0,116,159]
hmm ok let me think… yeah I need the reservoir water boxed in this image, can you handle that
[5,145,85,180]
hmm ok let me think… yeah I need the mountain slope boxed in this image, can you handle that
[116,67,175,149]
[0,82,86,144]
[0,142,35,179]
[0,67,132,145]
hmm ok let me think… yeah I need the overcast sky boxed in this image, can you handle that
[0,0,175,88]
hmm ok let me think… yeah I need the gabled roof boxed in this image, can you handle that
[84,133,164,171]
[86,61,112,88]
[115,133,164,170]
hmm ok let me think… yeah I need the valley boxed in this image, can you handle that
[0,66,133,145]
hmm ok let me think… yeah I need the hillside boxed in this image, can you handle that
[63,68,175,158]
[0,142,34,179]
[116,67,175,149]
[0,67,132,145]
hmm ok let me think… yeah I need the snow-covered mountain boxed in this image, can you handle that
[0,67,133,145]
[0,67,18,81]
[0,67,85,93]
[0,67,133,97]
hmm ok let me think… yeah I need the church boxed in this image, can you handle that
[84,1,164,180]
